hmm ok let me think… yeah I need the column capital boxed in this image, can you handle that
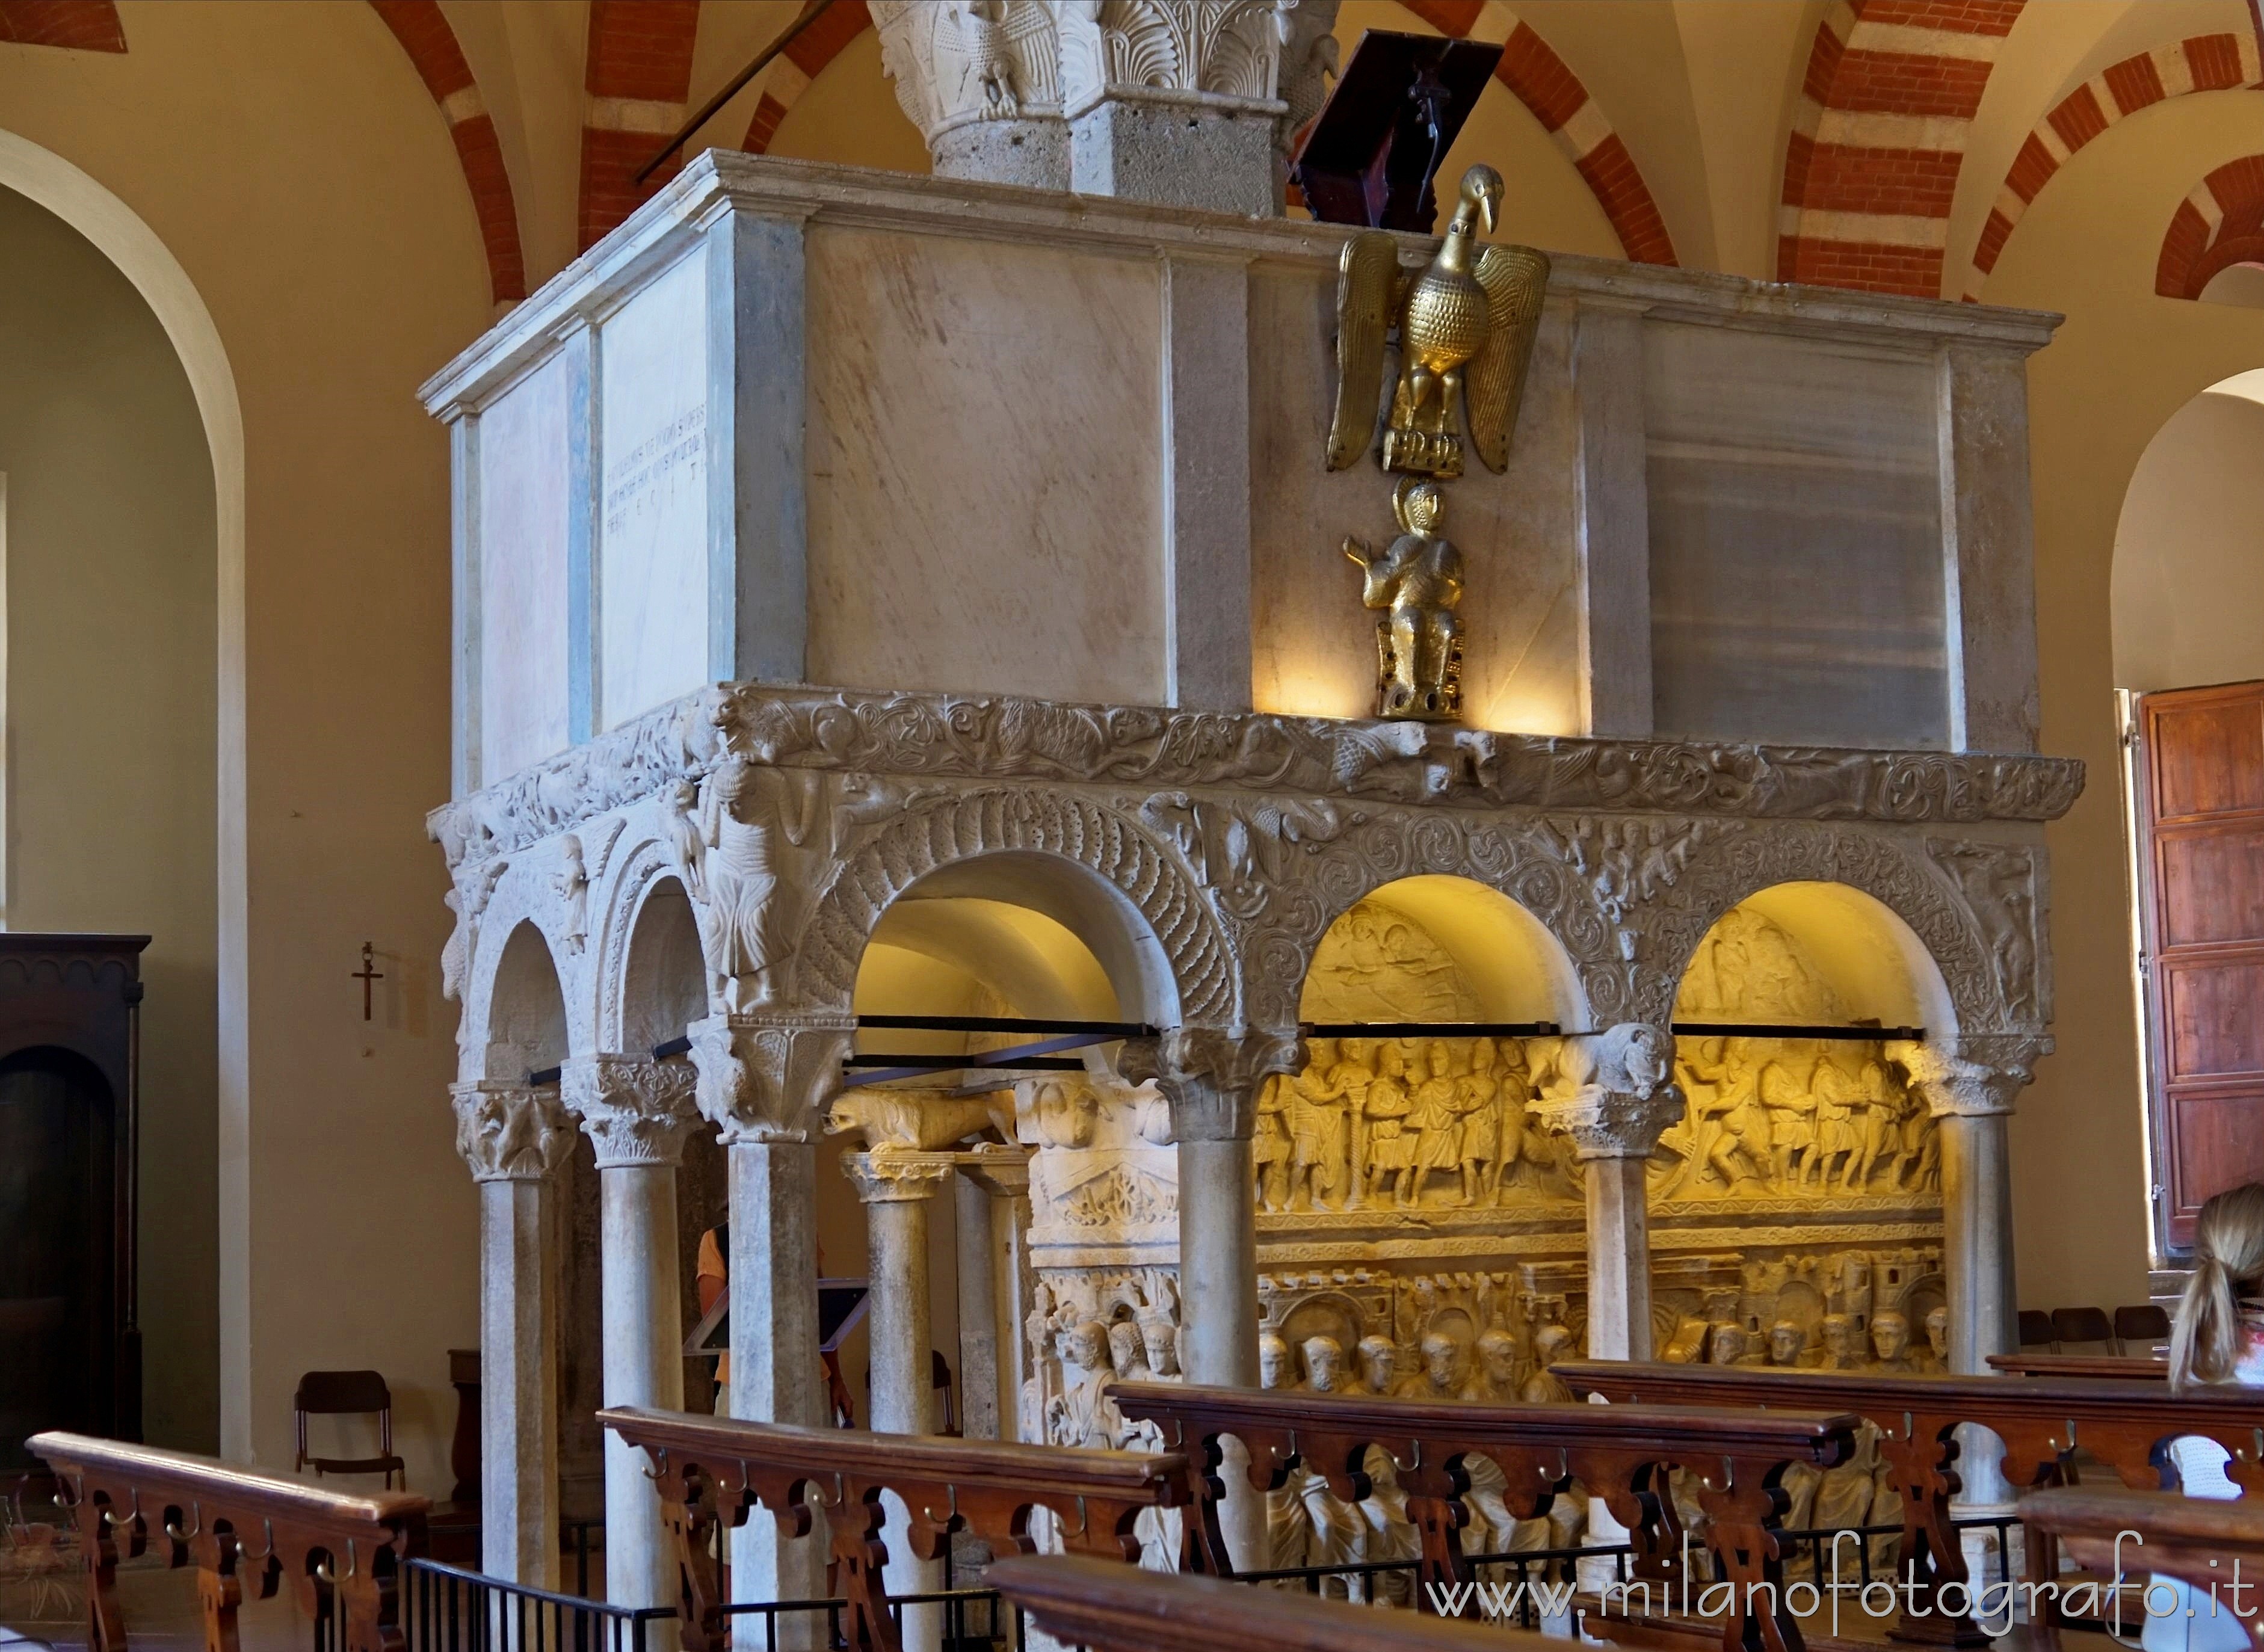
[1124,1026,1305,1143]
[1529,1023,1684,1159]
[688,1013,855,1145]
[452,1080,576,1183]
[843,1150,958,1204]
[561,1054,702,1168]
[1889,1034,2051,1119]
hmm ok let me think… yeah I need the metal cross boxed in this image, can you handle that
[354,942,385,1022]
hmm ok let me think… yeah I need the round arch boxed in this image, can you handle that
[2111,370,2264,694]
[1635,834,1992,1035]
[1296,873,1588,1028]
[1671,881,1956,1038]
[477,919,570,1082]
[788,792,1234,1026]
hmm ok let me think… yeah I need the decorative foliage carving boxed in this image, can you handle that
[872,1,1063,138]
[427,686,2085,875]
[1137,792,1353,920]
[451,1081,576,1183]
[1054,0,1295,116]
[1889,1034,2050,1119]
[1138,1025,1306,1142]
[1528,1025,1685,1160]
[791,788,1239,1023]
[688,1016,854,1146]
[561,1055,702,1167]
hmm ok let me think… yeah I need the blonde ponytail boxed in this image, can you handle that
[2171,1183,2264,1388]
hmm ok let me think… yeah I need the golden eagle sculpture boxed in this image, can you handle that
[1326,164,1550,479]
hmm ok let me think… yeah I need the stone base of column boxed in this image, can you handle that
[1070,98,1281,217]
[935,120,1070,190]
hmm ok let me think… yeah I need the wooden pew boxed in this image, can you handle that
[989,1552,1562,1652]
[1985,1354,2166,1380]
[600,1404,1189,1652]
[2025,1484,2264,1650]
[1554,1360,2264,1647]
[29,1428,428,1652]
[1109,1379,1857,1652]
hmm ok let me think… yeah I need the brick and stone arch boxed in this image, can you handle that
[0,1,125,52]
[578,0,703,249]
[1968,32,2261,299]
[2157,153,2264,301]
[1778,0,2026,298]
[368,0,528,304]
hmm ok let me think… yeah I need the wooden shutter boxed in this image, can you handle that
[2137,680,2264,1249]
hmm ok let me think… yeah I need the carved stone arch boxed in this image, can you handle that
[461,851,599,1072]
[1626,824,2010,1034]
[786,788,1238,1025]
[591,819,723,1053]
[1235,809,1630,1030]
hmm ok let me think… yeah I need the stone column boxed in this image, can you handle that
[452,1082,576,1589]
[1144,1026,1304,1573]
[845,1151,956,1652]
[868,0,1342,216]
[1893,1035,2047,1515]
[688,1016,851,1643]
[561,1056,703,1613]
[1528,1026,1684,1361]
[960,1154,1035,1443]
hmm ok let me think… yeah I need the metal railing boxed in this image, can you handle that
[393,1557,674,1652]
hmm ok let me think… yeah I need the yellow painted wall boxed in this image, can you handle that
[0,185,218,1449]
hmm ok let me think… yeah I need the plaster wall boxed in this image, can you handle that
[0,185,218,1451]
[2109,386,2264,695]
[1981,90,2264,1301]
[0,0,493,1486]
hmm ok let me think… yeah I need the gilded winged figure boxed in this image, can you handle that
[1326,164,1550,479]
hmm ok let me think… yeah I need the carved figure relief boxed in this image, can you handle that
[1346,480,1464,721]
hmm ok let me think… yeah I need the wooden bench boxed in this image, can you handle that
[2024,1484,2264,1650]
[989,1552,1562,1652]
[600,1405,1189,1652]
[1554,1360,2264,1647]
[1985,1353,2167,1380]
[29,1428,429,1652]
[1109,1379,1857,1652]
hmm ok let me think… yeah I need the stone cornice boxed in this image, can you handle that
[427,684,2087,869]
[419,152,2060,417]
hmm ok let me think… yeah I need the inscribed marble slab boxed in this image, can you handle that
[804,225,1165,706]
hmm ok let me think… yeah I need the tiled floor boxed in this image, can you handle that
[3,1555,313,1652]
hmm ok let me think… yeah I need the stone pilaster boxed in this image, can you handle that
[452,1082,574,1589]
[1137,1026,1303,1572]
[957,1152,1034,1443]
[687,1014,853,1642]
[1528,1025,1683,1361]
[560,1056,701,1613]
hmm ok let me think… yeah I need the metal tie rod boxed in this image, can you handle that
[857,1014,1153,1037]
[1305,1020,1562,1038]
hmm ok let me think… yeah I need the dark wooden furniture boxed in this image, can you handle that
[0,934,147,1478]
[1110,1379,1855,1651]
[1556,1360,2264,1647]
[30,1426,428,1652]
[2025,1484,2264,1650]
[2132,680,2264,1251]
[990,1552,1562,1652]
[1986,1352,2166,1379]
[294,1371,407,1488]
[2050,1306,2115,1349]
[2115,1303,2173,1351]
[446,1348,479,1503]
[601,1404,1188,1652]
[2018,1308,2055,1347]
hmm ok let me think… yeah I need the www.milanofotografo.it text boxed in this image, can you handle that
[1425,1531,2259,1634]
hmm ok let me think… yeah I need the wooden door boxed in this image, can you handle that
[2137,681,2264,1249]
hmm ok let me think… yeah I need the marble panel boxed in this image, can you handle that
[599,250,711,730]
[804,225,1166,706]
[478,355,573,783]
[1646,324,1949,751]
[1247,265,1584,735]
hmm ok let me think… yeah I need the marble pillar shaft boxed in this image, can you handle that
[480,1177,560,1588]
[954,1174,1001,1441]
[728,1141,828,1626]
[1176,1134,1265,1571]
[1942,1111,2017,1508]
[600,1163,685,1611]
[1581,1155,1653,1362]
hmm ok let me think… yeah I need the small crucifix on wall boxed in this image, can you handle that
[354,942,385,1022]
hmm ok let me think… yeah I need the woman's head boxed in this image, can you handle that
[2171,1183,2264,1387]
